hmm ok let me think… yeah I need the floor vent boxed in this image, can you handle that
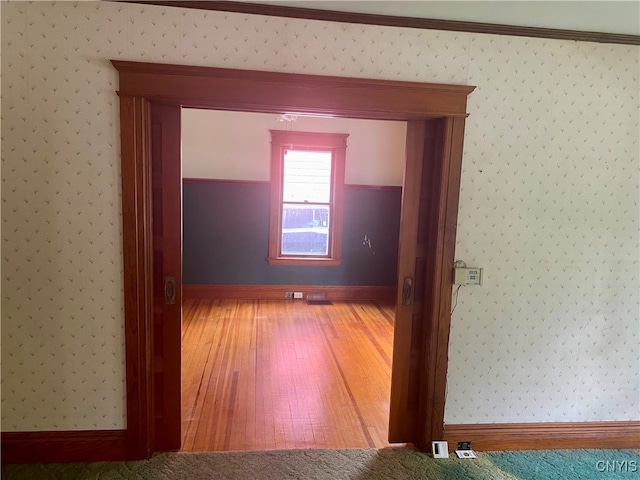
[306,293,332,305]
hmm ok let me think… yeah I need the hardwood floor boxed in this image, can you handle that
[181,299,396,452]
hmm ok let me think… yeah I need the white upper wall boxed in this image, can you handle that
[181,109,406,186]
[260,1,640,35]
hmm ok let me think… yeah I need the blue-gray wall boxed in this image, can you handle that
[182,180,401,286]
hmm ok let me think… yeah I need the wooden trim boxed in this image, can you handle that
[183,284,396,303]
[1,430,129,464]
[121,1,640,46]
[444,421,640,451]
[346,184,402,191]
[112,60,473,456]
[118,95,154,460]
[269,130,284,263]
[270,130,350,148]
[266,257,342,267]
[111,61,474,120]
[183,177,269,186]
[182,178,401,190]
[419,117,467,447]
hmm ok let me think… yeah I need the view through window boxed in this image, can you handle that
[282,149,332,255]
[268,130,348,265]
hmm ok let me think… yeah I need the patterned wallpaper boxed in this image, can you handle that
[1,1,637,431]
[448,35,639,423]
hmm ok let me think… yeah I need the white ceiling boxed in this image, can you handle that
[247,1,640,36]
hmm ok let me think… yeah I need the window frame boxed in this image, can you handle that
[268,130,348,266]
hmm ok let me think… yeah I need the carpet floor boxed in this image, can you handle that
[2,448,639,479]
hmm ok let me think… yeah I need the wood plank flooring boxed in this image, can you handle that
[181,299,396,452]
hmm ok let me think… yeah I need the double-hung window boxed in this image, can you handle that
[268,130,348,266]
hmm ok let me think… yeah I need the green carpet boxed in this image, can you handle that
[486,449,640,479]
[2,448,638,479]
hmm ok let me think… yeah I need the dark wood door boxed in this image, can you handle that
[389,119,440,443]
[150,103,182,451]
[389,117,466,446]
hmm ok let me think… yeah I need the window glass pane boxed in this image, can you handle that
[281,204,330,255]
[283,150,331,203]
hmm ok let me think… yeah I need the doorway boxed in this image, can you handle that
[180,109,405,450]
[113,60,474,458]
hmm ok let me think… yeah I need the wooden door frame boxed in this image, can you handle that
[112,60,474,457]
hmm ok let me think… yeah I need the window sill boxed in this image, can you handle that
[267,257,341,267]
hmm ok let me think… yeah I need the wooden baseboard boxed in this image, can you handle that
[183,284,396,302]
[443,421,640,451]
[1,429,130,464]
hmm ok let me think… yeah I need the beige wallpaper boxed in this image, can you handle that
[448,35,639,423]
[1,1,637,431]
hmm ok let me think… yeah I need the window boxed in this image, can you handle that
[268,130,348,266]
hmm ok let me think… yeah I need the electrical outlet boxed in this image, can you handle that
[456,441,472,451]
[293,292,304,299]
[285,292,293,299]
[455,441,476,459]
[453,268,483,285]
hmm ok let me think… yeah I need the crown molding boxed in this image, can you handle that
[117,1,640,46]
